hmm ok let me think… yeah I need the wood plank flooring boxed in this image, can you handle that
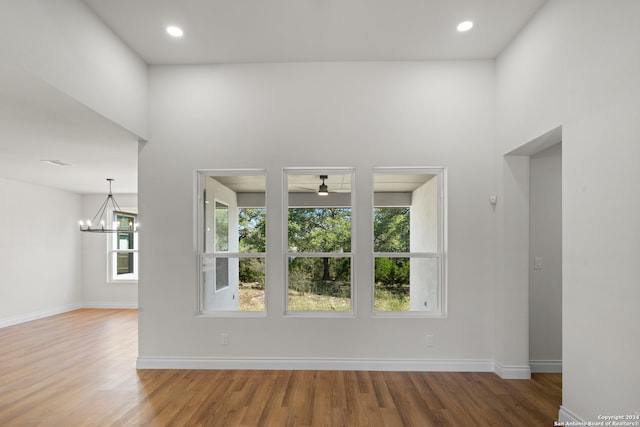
[0,309,561,426]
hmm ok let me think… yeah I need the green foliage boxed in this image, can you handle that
[374,257,410,287]
[288,208,351,252]
[373,208,410,293]
[239,258,265,286]
[288,257,351,293]
[238,206,413,310]
[238,208,266,284]
[288,208,351,283]
[238,208,266,252]
[374,207,410,252]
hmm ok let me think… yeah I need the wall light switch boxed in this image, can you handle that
[534,257,543,270]
[221,333,229,345]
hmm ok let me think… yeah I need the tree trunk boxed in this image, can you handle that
[322,257,331,281]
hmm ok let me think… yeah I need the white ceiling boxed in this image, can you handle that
[213,173,435,193]
[0,62,139,194]
[0,0,546,194]
[83,0,546,64]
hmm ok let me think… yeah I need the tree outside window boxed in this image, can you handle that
[286,170,354,312]
[373,168,445,314]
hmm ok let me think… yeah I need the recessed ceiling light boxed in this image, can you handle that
[166,25,184,38]
[457,21,474,32]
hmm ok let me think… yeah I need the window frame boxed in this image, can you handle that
[196,169,267,316]
[372,167,447,317]
[107,209,139,283]
[283,167,356,316]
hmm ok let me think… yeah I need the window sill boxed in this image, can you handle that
[108,280,138,285]
[197,311,267,318]
[284,311,356,318]
[372,311,447,319]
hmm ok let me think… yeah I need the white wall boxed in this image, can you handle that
[409,177,439,311]
[139,61,497,369]
[0,0,148,139]
[0,178,82,326]
[497,0,640,420]
[81,193,138,308]
[529,143,562,371]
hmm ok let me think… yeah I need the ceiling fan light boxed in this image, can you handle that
[318,175,329,196]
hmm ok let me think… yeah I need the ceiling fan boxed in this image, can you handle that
[289,175,351,194]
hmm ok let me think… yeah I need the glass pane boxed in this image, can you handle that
[288,208,351,252]
[202,256,265,312]
[239,208,266,253]
[373,208,410,252]
[215,257,229,290]
[111,252,138,280]
[239,258,265,311]
[374,257,439,312]
[116,233,133,250]
[287,172,352,253]
[215,202,229,251]
[203,174,266,254]
[373,172,439,253]
[117,252,134,274]
[115,212,136,231]
[288,256,351,311]
[200,173,267,312]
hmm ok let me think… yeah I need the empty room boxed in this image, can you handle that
[1,0,639,425]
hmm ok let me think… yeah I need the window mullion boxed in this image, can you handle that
[287,252,352,258]
[202,252,265,258]
[374,252,440,258]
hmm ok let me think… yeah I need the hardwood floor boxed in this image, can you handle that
[0,309,561,426]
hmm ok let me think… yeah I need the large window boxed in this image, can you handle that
[373,168,446,315]
[198,171,266,313]
[109,211,138,282]
[285,169,354,313]
[196,167,446,316]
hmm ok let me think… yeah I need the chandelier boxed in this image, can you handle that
[79,178,137,233]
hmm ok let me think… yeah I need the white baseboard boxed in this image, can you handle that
[0,303,139,328]
[83,302,138,309]
[494,361,531,379]
[0,303,82,328]
[558,406,583,423]
[530,359,562,373]
[137,357,495,372]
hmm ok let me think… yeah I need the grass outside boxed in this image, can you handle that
[238,285,410,312]
[288,290,351,311]
[374,288,410,312]
[238,286,265,311]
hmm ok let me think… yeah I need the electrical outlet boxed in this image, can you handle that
[220,333,229,345]
[425,334,434,347]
